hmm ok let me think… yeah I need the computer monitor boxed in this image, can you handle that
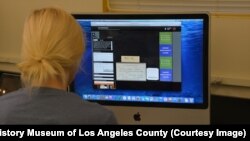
[72,14,209,124]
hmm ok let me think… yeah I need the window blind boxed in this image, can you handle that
[107,0,250,13]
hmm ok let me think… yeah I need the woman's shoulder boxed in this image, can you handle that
[0,88,25,101]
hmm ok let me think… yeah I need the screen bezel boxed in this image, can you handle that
[72,13,209,109]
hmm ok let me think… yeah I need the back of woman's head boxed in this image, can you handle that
[18,7,84,87]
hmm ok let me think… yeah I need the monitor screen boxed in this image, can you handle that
[72,14,209,109]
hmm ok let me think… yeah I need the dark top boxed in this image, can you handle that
[0,87,117,124]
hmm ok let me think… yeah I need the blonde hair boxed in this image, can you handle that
[18,7,84,87]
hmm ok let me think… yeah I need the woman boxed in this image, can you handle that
[0,7,117,124]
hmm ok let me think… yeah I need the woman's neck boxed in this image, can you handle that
[38,79,67,91]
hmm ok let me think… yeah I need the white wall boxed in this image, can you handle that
[211,15,250,79]
[0,0,103,63]
[210,14,250,99]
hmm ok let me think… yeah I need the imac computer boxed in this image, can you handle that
[72,14,209,124]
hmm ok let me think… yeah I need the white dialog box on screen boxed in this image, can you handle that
[93,52,113,62]
[94,63,113,74]
[116,63,146,81]
[146,68,159,80]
